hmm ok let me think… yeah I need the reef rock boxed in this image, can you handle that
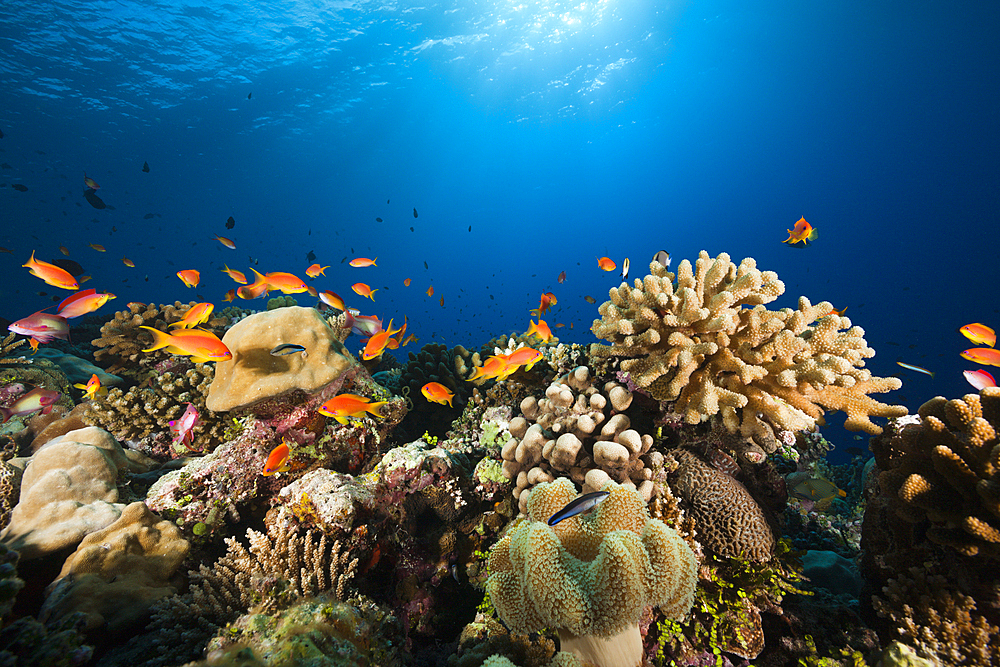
[207,306,353,412]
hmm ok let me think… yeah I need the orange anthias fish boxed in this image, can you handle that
[362,319,402,360]
[140,327,232,363]
[421,381,455,407]
[262,441,291,476]
[177,269,200,288]
[73,373,107,401]
[319,290,345,311]
[783,216,818,246]
[532,292,557,316]
[318,394,389,425]
[353,283,378,300]
[122,257,135,267]
[23,251,79,290]
[403,278,412,287]
[503,346,543,373]
[8,310,70,343]
[597,257,616,271]
[426,285,434,297]
[223,289,236,302]
[213,235,236,249]
[265,271,308,294]
[526,318,553,343]
[960,323,996,348]
[170,302,214,329]
[222,265,247,284]
[349,257,377,268]
[89,243,106,252]
[964,369,997,391]
[305,263,330,278]
[57,288,116,318]
[84,173,100,190]
[467,355,511,384]
[961,348,1000,368]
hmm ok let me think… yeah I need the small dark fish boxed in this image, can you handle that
[36,291,47,296]
[376,217,382,222]
[489,294,494,300]
[306,250,316,262]
[143,213,155,219]
[50,258,85,276]
[226,216,235,229]
[413,207,418,218]
[84,190,106,209]
[468,225,471,232]
[653,250,670,269]
[410,226,414,232]
[340,256,347,263]
[846,446,864,456]
[621,257,630,281]
[12,183,27,192]
[548,491,609,526]
[423,261,428,269]
[247,92,252,100]
[0,129,3,139]
[1,163,10,168]
[450,564,461,583]
[584,295,596,304]
[271,343,306,356]
[558,271,566,283]
[142,161,150,172]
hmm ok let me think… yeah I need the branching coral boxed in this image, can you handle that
[591,252,906,452]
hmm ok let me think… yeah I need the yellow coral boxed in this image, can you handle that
[487,478,697,667]
[591,251,906,449]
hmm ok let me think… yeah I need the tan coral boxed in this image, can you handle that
[487,478,697,667]
[592,251,906,450]
[874,388,1000,559]
[207,306,353,412]
[39,502,190,633]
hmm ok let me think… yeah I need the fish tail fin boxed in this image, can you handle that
[140,326,173,352]
[367,401,389,419]
[807,228,819,241]
[0,408,11,423]
[526,320,538,337]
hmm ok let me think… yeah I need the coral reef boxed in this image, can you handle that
[591,251,907,451]
[668,448,776,562]
[398,342,475,438]
[1,427,152,560]
[487,478,697,667]
[500,366,660,513]
[40,501,190,635]
[84,360,225,456]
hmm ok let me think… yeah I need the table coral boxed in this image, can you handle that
[40,501,190,635]
[207,306,353,412]
[486,478,697,667]
[0,426,151,560]
[590,251,906,452]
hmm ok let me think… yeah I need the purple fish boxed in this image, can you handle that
[0,387,61,422]
[169,403,199,450]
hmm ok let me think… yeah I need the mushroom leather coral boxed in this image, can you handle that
[207,306,353,412]
[487,478,697,667]
[591,252,906,450]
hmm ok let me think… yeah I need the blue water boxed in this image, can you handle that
[1,0,998,454]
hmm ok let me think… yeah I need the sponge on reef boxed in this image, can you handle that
[591,251,906,449]
[487,478,697,667]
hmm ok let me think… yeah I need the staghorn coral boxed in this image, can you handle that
[873,388,1000,559]
[591,251,906,452]
[668,448,776,562]
[501,366,663,514]
[486,478,697,667]
[0,333,28,364]
[84,360,226,456]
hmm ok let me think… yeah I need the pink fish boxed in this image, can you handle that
[169,403,200,450]
[964,369,997,391]
[8,310,70,343]
[0,387,61,422]
[342,309,382,338]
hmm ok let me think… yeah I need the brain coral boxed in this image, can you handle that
[591,251,906,451]
[487,478,697,667]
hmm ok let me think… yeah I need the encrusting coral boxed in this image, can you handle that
[486,478,697,667]
[591,251,906,452]
[39,501,190,635]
